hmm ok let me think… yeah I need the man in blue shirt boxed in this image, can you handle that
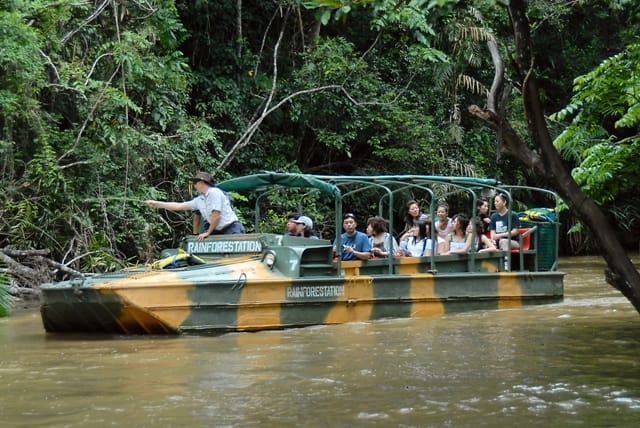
[334,213,371,261]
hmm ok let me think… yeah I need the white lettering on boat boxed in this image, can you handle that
[185,240,263,254]
[286,285,345,299]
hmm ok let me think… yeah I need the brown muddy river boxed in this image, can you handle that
[1,256,639,427]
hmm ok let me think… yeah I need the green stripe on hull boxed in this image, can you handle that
[40,289,126,333]
[40,288,177,334]
[371,279,414,319]
[182,283,244,331]
[258,279,345,329]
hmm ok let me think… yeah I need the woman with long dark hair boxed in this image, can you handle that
[401,220,444,256]
[442,213,473,255]
[399,200,429,241]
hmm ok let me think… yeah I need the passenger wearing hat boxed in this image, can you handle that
[145,172,244,241]
[284,213,301,236]
[293,215,318,239]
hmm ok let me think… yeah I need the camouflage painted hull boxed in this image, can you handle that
[41,173,565,335]
[40,235,564,335]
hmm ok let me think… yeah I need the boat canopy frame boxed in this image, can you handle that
[217,172,561,274]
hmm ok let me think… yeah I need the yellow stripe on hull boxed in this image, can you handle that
[497,273,524,309]
[325,276,374,324]
[480,259,500,272]
[410,274,445,318]
[396,257,425,274]
[96,270,193,331]
[237,263,291,331]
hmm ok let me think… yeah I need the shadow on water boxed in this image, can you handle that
[1,256,639,427]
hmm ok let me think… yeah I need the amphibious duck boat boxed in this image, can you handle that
[40,173,564,334]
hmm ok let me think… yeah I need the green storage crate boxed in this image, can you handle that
[520,220,559,271]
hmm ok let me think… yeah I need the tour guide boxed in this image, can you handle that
[145,172,244,241]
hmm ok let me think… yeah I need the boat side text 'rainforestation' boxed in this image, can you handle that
[185,240,263,254]
[286,285,345,299]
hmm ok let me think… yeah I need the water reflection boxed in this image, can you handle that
[1,256,639,427]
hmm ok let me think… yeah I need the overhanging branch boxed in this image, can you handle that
[487,38,505,115]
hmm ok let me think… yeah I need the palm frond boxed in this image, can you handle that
[457,74,488,96]
[0,269,13,317]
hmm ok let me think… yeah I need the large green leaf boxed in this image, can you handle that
[0,270,12,317]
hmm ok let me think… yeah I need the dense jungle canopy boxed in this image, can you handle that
[1,0,640,293]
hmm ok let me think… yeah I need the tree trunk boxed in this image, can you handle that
[468,0,640,313]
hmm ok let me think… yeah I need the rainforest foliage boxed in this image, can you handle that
[1,0,639,275]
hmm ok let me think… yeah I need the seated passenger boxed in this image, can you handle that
[333,213,371,261]
[366,216,399,258]
[441,213,474,255]
[285,213,301,236]
[490,193,520,251]
[293,215,319,239]
[475,198,491,235]
[434,202,452,239]
[473,218,498,253]
[398,200,430,241]
[401,220,444,256]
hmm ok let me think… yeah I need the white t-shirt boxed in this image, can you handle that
[404,237,444,256]
[186,187,238,230]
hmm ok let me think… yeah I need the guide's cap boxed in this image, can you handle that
[192,172,213,185]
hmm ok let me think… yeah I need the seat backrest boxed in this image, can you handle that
[492,228,532,252]
[517,228,531,251]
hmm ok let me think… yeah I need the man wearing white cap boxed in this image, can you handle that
[293,215,319,239]
[145,172,244,241]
